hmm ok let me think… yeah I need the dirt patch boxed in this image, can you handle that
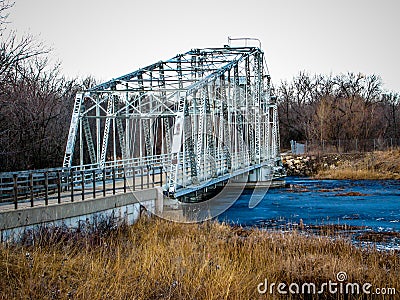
[355,231,400,242]
[334,192,370,197]
[318,188,345,193]
[287,184,310,193]
[305,224,366,233]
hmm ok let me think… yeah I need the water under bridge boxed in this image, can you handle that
[0,39,283,236]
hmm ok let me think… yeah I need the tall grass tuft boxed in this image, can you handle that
[1,217,399,299]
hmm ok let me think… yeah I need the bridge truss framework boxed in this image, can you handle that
[63,46,281,197]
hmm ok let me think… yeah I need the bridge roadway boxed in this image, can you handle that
[0,151,278,212]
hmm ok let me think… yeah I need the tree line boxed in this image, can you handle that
[275,72,400,149]
[0,1,94,171]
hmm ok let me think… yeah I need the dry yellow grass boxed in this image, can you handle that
[0,217,399,299]
[314,169,400,180]
[314,150,400,180]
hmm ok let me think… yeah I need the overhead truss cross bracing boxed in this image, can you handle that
[62,46,281,196]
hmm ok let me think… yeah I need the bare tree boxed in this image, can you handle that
[0,1,80,171]
[0,0,13,30]
[0,0,49,89]
[277,71,389,149]
[382,92,400,139]
[0,33,49,86]
[0,56,79,171]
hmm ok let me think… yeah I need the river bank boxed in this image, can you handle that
[1,217,399,299]
[282,149,400,179]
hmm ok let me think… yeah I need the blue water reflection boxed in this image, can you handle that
[218,177,400,232]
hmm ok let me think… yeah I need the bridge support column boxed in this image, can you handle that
[247,166,272,183]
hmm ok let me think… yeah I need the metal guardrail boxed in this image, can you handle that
[0,164,164,210]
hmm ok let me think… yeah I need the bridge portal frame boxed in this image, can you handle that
[62,46,281,197]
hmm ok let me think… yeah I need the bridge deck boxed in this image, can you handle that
[0,162,280,213]
[0,168,164,212]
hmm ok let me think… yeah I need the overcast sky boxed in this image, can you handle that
[8,0,400,91]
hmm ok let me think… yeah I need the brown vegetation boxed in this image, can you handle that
[0,217,399,299]
[282,150,400,179]
[314,150,400,180]
[356,231,400,243]
[0,2,92,171]
[334,192,370,197]
[277,72,400,149]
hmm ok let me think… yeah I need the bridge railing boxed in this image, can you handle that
[0,163,165,210]
[0,148,275,209]
[169,150,270,189]
[66,153,171,174]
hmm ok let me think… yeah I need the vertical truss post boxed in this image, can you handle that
[184,95,197,183]
[112,100,117,163]
[168,93,185,193]
[262,75,271,161]
[272,104,280,159]
[159,64,171,156]
[115,100,127,160]
[245,56,255,163]
[177,56,186,183]
[190,55,197,79]
[138,73,152,158]
[254,51,263,163]
[100,95,113,169]
[267,105,271,161]
[125,83,131,161]
[208,79,217,178]
[220,74,232,171]
[81,105,96,165]
[177,56,183,89]
[199,55,204,77]
[234,64,245,167]
[217,77,224,174]
[190,55,200,182]
[96,94,101,164]
[63,93,83,168]
[196,84,208,180]
[79,117,84,167]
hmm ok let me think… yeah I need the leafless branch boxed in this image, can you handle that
[0,0,14,30]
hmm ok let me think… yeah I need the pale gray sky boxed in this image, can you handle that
[8,0,400,91]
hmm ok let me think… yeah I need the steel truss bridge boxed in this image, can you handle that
[0,43,282,209]
[64,44,281,196]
